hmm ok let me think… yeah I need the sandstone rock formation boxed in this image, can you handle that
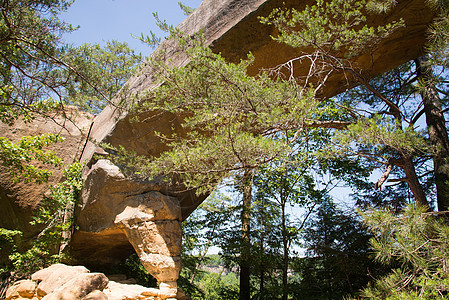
[31,264,91,297]
[5,280,37,300]
[5,264,190,300]
[0,108,93,255]
[72,160,182,298]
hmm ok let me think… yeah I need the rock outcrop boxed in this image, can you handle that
[0,108,93,254]
[5,264,190,300]
[72,160,182,298]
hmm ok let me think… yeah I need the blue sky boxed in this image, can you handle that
[61,0,203,56]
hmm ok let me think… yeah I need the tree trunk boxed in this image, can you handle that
[281,201,288,300]
[59,201,74,255]
[240,170,252,300]
[415,56,449,211]
[258,198,265,298]
[402,155,429,208]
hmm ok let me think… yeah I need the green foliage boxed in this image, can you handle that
[178,275,206,300]
[329,115,427,159]
[261,0,404,59]
[259,0,435,209]
[360,205,449,299]
[0,133,64,184]
[7,243,62,278]
[294,198,387,299]
[178,2,194,16]
[198,272,239,300]
[252,150,326,299]
[0,228,21,251]
[62,40,143,113]
[428,12,449,66]
[0,0,142,209]
[133,12,179,49]
[181,193,240,299]
[0,0,141,119]
[119,41,318,194]
[0,228,22,271]
[0,0,76,122]
[0,87,61,126]
[109,253,158,287]
[181,191,234,284]
[31,161,83,227]
[5,162,83,278]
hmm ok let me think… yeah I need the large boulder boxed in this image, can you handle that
[72,159,183,298]
[5,264,190,300]
[4,280,37,299]
[42,273,109,300]
[31,263,91,297]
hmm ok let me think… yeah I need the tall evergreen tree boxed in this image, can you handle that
[296,198,386,299]
[62,41,143,113]
[415,55,449,211]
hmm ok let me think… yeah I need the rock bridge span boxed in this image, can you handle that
[71,0,435,298]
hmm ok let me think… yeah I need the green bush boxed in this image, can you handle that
[1,162,83,278]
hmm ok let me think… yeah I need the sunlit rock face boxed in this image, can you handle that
[5,263,191,300]
[72,159,183,298]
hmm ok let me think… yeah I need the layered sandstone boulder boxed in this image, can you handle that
[5,264,190,300]
[72,160,183,298]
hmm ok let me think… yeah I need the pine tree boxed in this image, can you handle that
[360,205,449,298]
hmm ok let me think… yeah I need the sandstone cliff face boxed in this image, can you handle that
[0,109,93,244]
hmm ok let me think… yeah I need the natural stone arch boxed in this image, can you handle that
[69,0,438,298]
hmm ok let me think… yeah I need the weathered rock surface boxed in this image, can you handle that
[103,281,159,300]
[0,108,93,252]
[71,157,190,291]
[5,280,37,299]
[72,160,182,270]
[82,290,109,300]
[72,159,182,297]
[5,264,190,300]
[31,264,90,297]
[42,273,109,300]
